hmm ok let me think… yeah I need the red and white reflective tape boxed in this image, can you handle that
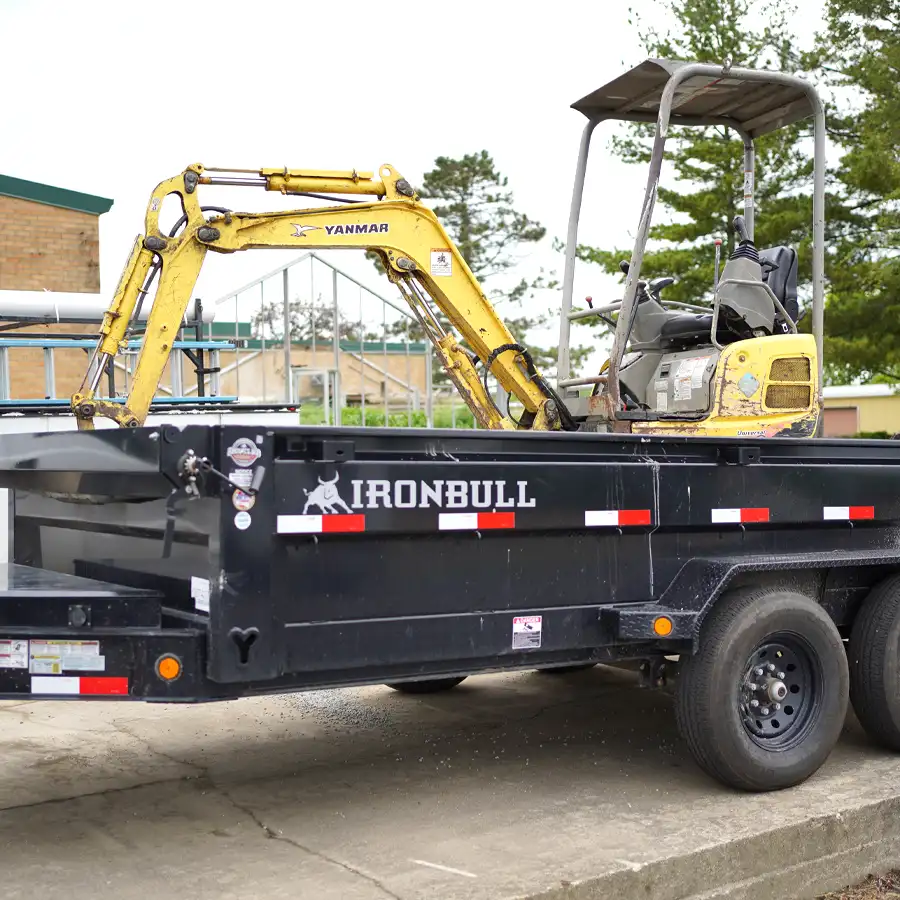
[31,676,129,696]
[438,512,515,531]
[584,509,652,527]
[824,506,874,521]
[711,507,770,524]
[277,514,366,534]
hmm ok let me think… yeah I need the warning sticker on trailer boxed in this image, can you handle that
[28,640,104,675]
[0,639,28,669]
[512,615,542,650]
[191,576,210,613]
[229,469,253,490]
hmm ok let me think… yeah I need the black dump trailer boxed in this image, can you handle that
[2,423,900,792]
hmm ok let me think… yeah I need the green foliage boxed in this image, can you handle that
[252,293,373,343]
[299,403,476,429]
[421,151,547,278]
[573,0,815,315]
[853,430,893,440]
[812,0,900,383]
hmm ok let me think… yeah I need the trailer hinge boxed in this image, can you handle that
[720,445,760,465]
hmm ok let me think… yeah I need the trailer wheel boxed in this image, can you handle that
[386,677,467,694]
[676,587,847,791]
[849,574,900,751]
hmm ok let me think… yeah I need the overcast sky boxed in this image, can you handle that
[1,0,828,366]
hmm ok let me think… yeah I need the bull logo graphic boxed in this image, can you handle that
[303,472,352,514]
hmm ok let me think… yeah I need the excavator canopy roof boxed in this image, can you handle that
[572,58,816,138]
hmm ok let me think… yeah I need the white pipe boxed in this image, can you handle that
[0,290,216,324]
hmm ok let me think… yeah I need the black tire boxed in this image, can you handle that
[849,573,900,751]
[676,587,848,791]
[385,676,467,694]
[535,664,598,674]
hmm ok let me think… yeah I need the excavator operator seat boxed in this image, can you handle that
[759,246,799,323]
[658,311,733,347]
[655,244,799,350]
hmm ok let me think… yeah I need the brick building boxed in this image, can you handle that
[0,174,112,292]
[0,174,113,399]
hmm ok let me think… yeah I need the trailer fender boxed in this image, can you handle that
[604,549,900,651]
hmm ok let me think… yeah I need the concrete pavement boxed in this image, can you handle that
[2,666,900,899]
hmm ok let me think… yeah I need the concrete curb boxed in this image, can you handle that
[527,794,900,900]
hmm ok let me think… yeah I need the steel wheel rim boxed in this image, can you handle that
[738,632,821,750]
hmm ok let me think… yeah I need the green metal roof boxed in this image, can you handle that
[210,322,427,353]
[0,174,113,216]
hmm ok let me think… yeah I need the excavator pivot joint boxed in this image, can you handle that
[144,236,167,251]
[197,226,221,243]
[183,171,199,193]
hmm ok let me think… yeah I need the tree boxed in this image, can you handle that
[812,0,900,383]
[572,0,817,317]
[252,293,367,345]
[369,152,590,381]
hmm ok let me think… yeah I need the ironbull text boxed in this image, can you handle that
[350,480,536,510]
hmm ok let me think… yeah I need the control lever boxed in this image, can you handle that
[649,276,675,297]
[733,215,750,244]
[179,449,266,497]
[619,259,648,297]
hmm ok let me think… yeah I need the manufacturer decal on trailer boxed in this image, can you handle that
[303,473,353,514]
[297,474,538,513]
[349,479,536,510]
[227,438,261,468]
[232,490,256,512]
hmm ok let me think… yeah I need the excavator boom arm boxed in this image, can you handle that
[73,164,561,431]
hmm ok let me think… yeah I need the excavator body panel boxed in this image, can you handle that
[630,333,819,437]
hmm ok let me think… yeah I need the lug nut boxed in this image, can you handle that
[777,671,785,679]
[761,707,770,715]
[754,667,763,677]
[750,699,759,708]
[773,703,781,711]
[767,663,776,672]
[747,682,758,691]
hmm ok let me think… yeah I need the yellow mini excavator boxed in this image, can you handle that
[72,59,826,438]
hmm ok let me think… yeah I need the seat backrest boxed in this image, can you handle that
[759,246,798,322]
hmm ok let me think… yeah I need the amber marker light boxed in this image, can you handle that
[156,655,183,681]
[653,616,674,637]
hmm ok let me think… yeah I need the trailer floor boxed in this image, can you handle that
[2,666,900,900]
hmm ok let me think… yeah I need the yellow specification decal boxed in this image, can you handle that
[28,640,105,675]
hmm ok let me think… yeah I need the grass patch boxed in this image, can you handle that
[298,403,476,429]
